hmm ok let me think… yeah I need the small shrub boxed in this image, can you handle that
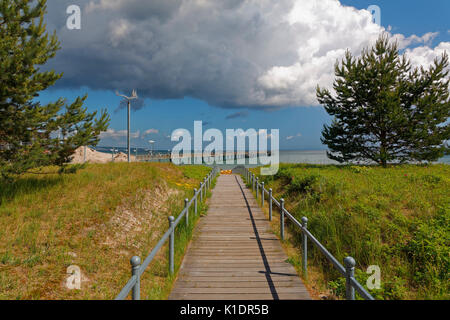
[274,167,295,185]
[58,164,86,174]
[288,174,321,194]
[402,211,449,296]
[421,174,442,184]
[349,166,371,174]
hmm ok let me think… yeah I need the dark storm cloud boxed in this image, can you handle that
[225,111,249,119]
[42,0,302,108]
[115,98,146,112]
[41,0,439,109]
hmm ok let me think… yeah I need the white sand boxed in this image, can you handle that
[70,147,136,164]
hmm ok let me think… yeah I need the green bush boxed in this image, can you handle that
[403,209,450,298]
[288,174,321,194]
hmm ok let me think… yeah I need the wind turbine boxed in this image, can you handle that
[116,90,138,163]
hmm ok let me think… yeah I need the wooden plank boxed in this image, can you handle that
[171,287,309,294]
[173,276,301,281]
[189,249,284,253]
[168,174,310,300]
[178,271,299,277]
[192,239,278,242]
[169,293,309,300]
[182,257,289,262]
[179,268,296,273]
[183,258,289,263]
[186,254,288,258]
[181,264,293,269]
[174,281,303,288]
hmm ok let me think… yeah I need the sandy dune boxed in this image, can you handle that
[70,147,136,164]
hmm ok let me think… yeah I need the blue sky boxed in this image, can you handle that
[38,0,450,150]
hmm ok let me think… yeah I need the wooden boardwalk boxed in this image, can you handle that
[169,174,310,300]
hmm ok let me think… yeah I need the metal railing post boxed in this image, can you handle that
[280,198,285,240]
[200,183,203,202]
[301,217,308,278]
[203,177,207,193]
[256,178,259,199]
[202,180,204,199]
[252,174,255,191]
[261,182,265,206]
[269,188,273,221]
[184,198,189,226]
[130,256,141,300]
[168,216,175,274]
[194,188,198,215]
[344,256,356,300]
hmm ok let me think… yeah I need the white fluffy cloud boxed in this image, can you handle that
[45,0,449,109]
[393,32,439,49]
[143,128,159,136]
[286,133,301,140]
[99,128,163,146]
[405,42,450,70]
[100,129,140,139]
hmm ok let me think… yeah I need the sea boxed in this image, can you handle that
[279,150,450,165]
[94,147,450,165]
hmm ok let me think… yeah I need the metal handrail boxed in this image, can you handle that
[115,167,219,300]
[115,275,138,300]
[350,275,374,300]
[244,168,374,300]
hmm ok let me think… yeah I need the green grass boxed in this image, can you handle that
[0,162,212,300]
[251,164,449,300]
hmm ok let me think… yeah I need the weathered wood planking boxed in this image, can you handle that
[169,174,311,300]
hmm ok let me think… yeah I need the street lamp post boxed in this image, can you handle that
[149,140,155,159]
[116,90,138,163]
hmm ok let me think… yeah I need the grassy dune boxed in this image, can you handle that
[0,163,211,299]
[252,164,449,300]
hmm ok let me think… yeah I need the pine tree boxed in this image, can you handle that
[0,0,109,178]
[317,35,449,167]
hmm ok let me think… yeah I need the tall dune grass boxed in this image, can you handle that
[252,164,449,299]
[0,163,211,299]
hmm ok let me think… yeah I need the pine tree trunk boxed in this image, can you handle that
[380,130,387,168]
